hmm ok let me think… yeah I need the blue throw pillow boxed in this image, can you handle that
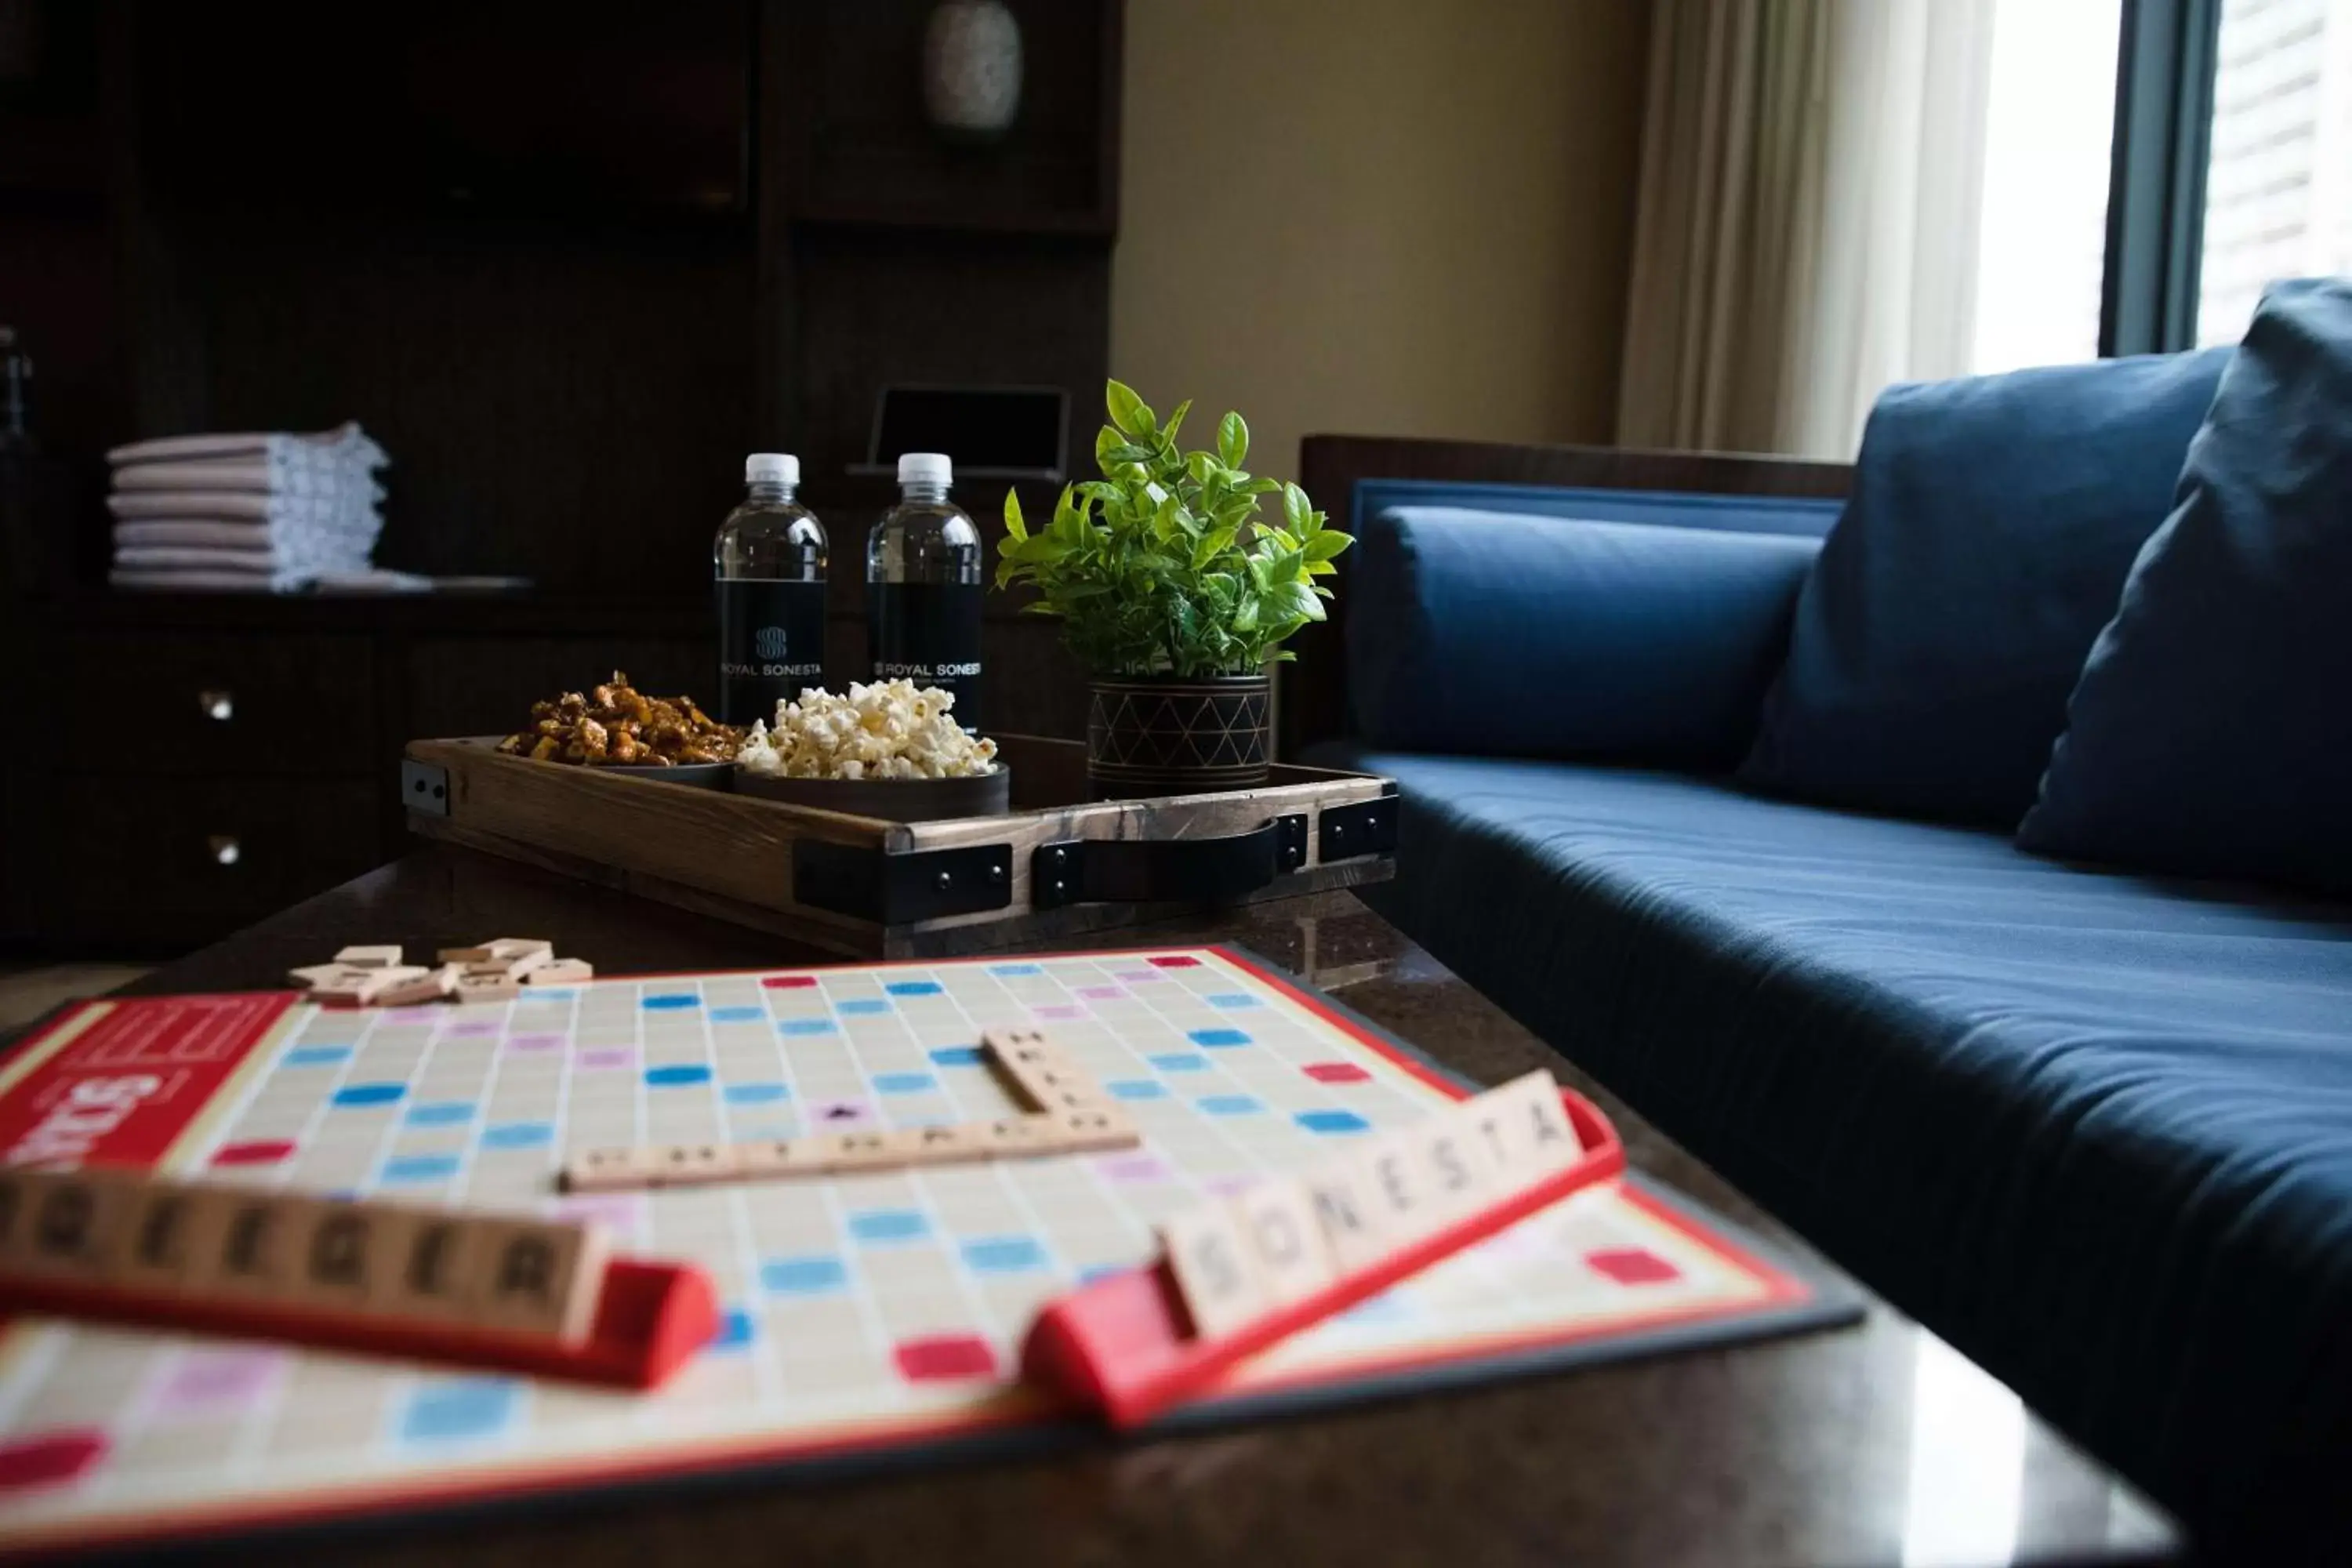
[1740,347,2231,825]
[1348,506,1819,767]
[2019,279,2352,895]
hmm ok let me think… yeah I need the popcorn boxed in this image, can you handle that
[735,681,1000,782]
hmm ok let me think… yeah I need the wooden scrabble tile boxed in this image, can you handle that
[378,1211,489,1323]
[0,1167,36,1269]
[289,963,368,989]
[980,1027,1076,1111]
[1468,1070,1582,1185]
[1300,1154,1396,1274]
[465,950,557,982]
[9,1169,140,1279]
[207,1191,318,1298]
[735,1138,833,1181]
[524,958,594,985]
[1044,1106,1139,1154]
[285,1199,394,1311]
[108,1179,222,1291]
[814,1128,925,1173]
[312,965,427,1007]
[453,971,521,1005]
[1229,1177,1336,1308]
[560,1146,660,1194]
[438,943,496,965]
[980,1115,1062,1160]
[1355,1131,1444,1244]
[469,1217,611,1342]
[1407,1109,1504,1225]
[486,938,554,961]
[1158,1203,1267,1340]
[904,1123,993,1167]
[372,965,459,1007]
[648,1143,741,1189]
[334,945,404,969]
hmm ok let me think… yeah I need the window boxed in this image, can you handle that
[1971,0,2129,372]
[2194,0,2352,345]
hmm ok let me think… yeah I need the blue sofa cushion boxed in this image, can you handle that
[1740,347,2231,826]
[1349,506,1820,768]
[2020,280,2352,898]
[1316,743,2352,1552]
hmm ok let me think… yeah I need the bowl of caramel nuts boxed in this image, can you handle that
[494,672,745,788]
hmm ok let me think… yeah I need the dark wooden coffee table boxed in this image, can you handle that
[96,847,2178,1566]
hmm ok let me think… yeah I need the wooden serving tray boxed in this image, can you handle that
[400,735,1396,959]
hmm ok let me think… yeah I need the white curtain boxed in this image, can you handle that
[1617,0,1997,459]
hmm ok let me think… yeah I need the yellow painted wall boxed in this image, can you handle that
[1110,0,1652,484]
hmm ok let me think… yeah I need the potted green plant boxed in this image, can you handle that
[997,381,1352,798]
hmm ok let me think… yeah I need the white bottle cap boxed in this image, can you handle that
[746,452,799,485]
[897,452,953,487]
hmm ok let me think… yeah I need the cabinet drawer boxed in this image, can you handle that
[47,775,384,945]
[62,631,379,775]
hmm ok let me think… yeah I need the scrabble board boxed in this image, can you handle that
[0,948,1853,1556]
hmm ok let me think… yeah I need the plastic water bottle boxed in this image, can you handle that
[713,452,828,727]
[867,452,984,729]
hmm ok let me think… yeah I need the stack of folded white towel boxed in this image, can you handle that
[105,423,389,592]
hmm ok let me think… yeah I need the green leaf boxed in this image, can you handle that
[1105,379,1155,438]
[1281,482,1311,534]
[1003,488,1027,541]
[1192,524,1237,568]
[1218,411,1248,469]
[1265,549,1303,586]
[1160,398,1192,447]
[1094,424,1125,471]
[1152,492,1184,542]
[1288,582,1326,621]
[1301,531,1352,561]
[1233,593,1260,631]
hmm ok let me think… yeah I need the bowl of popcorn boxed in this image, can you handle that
[732,681,1009,822]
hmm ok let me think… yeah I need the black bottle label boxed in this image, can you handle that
[716,579,828,726]
[870,582,984,729]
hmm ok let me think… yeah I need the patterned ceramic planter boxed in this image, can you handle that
[1086,674,1272,800]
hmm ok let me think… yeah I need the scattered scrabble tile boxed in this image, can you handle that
[289,963,367,989]
[524,958,594,985]
[334,945,405,969]
[454,972,521,1005]
[374,966,459,1007]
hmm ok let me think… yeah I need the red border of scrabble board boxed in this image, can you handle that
[0,948,1840,1559]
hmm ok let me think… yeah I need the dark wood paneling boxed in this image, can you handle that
[401,637,713,742]
[782,0,1119,234]
[1285,436,1857,756]
[793,230,1109,486]
[186,214,755,594]
[60,629,378,775]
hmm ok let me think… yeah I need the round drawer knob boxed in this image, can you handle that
[198,689,234,722]
[207,834,241,867]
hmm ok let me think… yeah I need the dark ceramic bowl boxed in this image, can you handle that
[593,760,736,789]
[734,765,1011,822]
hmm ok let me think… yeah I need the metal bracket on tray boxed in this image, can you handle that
[401,759,452,818]
[1316,793,1397,862]
[792,840,1015,924]
[1030,815,1308,911]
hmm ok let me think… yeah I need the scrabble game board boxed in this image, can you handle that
[0,947,1853,1556]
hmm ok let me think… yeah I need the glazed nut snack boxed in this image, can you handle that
[495,672,744,766]
[735,681,999,781]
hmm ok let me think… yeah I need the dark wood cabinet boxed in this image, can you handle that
[2,1,1122,953]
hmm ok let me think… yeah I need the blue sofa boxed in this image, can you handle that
[1289,435,2352,1558]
